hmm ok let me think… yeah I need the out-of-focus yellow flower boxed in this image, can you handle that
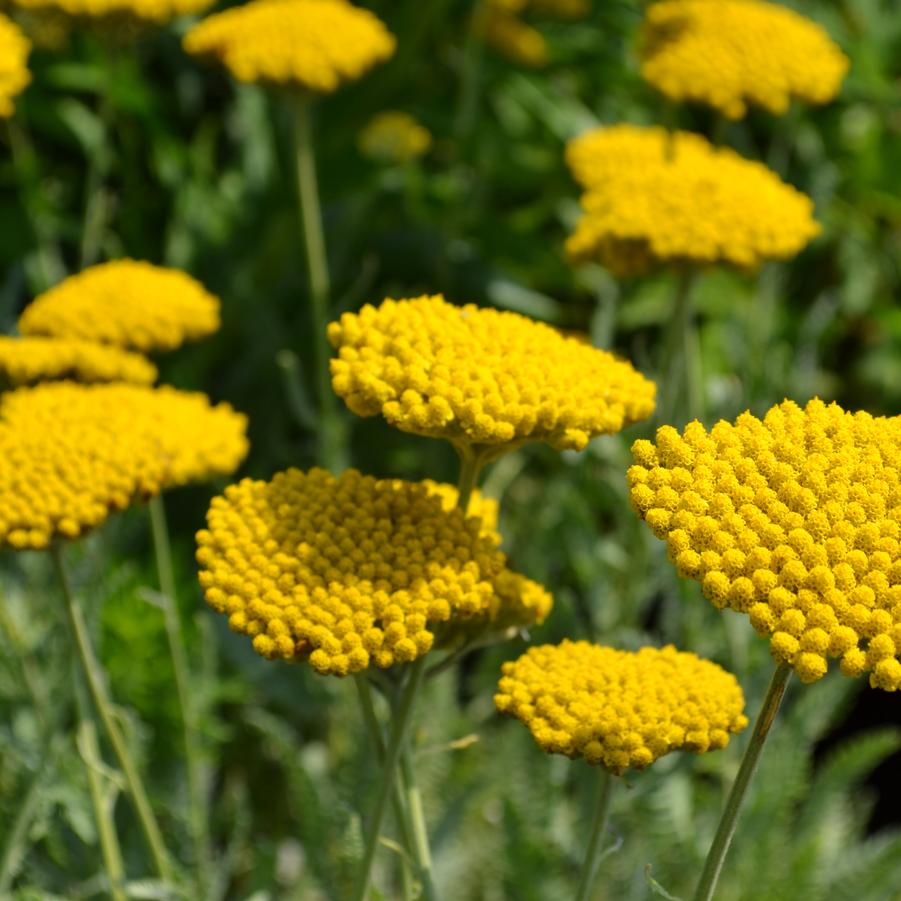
[19,260,221,354]
[477,5,548,68]
[183,0,395,92]
[195,468,551,674]
[0,336,157,386]
[0,14,30,118]
[629,398,901,691]
[639,0,848,119]
[359,111,432,164]
[328,295,655,453]
[565,125,819,276]
[10,9,71,51]
[496,640,748,774]
[7,0,214,25]
[0,382,248,550]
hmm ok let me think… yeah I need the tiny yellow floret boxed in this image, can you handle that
[0,14,30,118]
[0,336,157,386]
[196,469,548,674]
[565,125,819,276]
[328,295,655,452]
[0,382,248,550]
[495,640,748,774]
[639,0,848,119]
[359,112,432,164]
[19,260,220,353]
[183,0,395,92]
[629,398,901,691]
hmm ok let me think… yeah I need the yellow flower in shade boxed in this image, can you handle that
[359,111,432,165]
[0,336,157,386]
[639,0,848,119]
[195,468,549,674]
[495,640,748,774]
[183,0,395,92]
[328,295,655,453]
[477,4,548,68]
[0,14,30,118]
[18,260,221,354]
[7,0,214,24]
[629,399,901,691]
[0,382,248,550]
[565,125,819,277]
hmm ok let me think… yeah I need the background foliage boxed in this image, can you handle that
[2,0,901,898]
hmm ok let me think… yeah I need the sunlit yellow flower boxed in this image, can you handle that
[496,640,747,774]
[359,111,432,164]
[18,260,221,353]
[183,0,395,92]
[328,295,655,453]
[0,382,248,550]
[565,125,819,276]
[629,399,901,691]
[196,468,550,674]
[0,336,157,386]
[639,0,848,119]
[0,14,30,118]
[7,0,214,25]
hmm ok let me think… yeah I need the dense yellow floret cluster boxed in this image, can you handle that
[0,14,30,118]
[7,0,214,24]
[0,336,157,386]
[183,0,395,92]
[19,260,221,353]
[629,399,901,691]
[359,112,432,164]
[565,125,819,276]
[195,468,552,674]
[0,383,248,550]
[639,0,848,119]
[328,295,655,452]
[495,640,748,774]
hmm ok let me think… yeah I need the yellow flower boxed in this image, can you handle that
[629,398,901,691]
[495,640,748,774]
[565,125,819,276]
[7,0,214,25]
[639,0,848,119]
[0,382,248,550]
[18,260,221,353]
[0,13,30,118]
[0,336,157,386]
[195,468,550,674]
[477,5,548,68]
[328,295,655,453]
[183,0,395,92]
[358,111,432,164]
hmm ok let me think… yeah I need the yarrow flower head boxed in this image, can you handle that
[7,0,214,25]
[196,468,550,675]
[0,13,30,118]
[495,640,747,774]
[18,260,221,353]
[0,382,248,550]
[183,0,395,92]
[629,398,901,691]
[358,111,432,164]
[639,0,848,119]
[0,336,157,387]
[565,125,819,276]
[328,295,655,453]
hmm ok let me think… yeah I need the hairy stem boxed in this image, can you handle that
[574,767,615,901]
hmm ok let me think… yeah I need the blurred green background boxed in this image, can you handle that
[2,0,901,898]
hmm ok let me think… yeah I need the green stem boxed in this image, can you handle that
[50,544,175,886]
[149,496,210,897]
[74,676,127,901]
[292,93,344,472]
[352,656,427,901]
[455,447,485,513]
[453,1,486,148]
[692,663,792,901]
[574,768,616,901]
[658,270,701,427]
[399,745,438,901]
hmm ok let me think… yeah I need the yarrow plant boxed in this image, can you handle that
[639,0,849,119]
[0,13,30,117]
[359,111,432,165]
